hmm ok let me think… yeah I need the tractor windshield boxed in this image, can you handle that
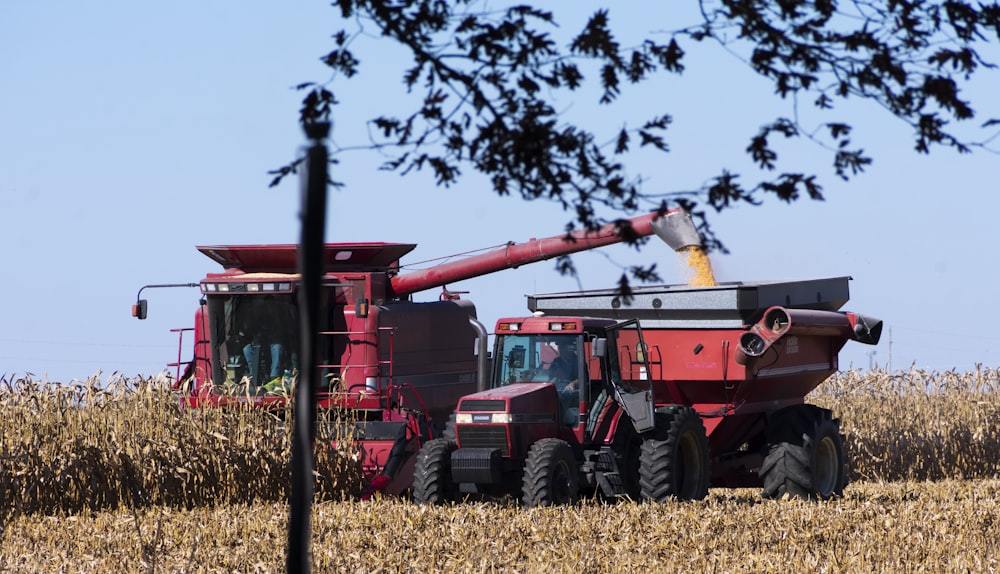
[493,333,581,388]
[204,293,300,394]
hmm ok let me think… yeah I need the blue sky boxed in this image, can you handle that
[2,1,999,383]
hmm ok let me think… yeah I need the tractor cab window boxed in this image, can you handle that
[494,333,587,425]
[494,334,584,385]
[206,293,300,394]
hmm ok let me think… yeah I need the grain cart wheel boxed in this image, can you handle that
[412,438,457,504]
[522,438,579,508]
[760,405,846,500]
[620,432,644,501]
[639,405,710,502]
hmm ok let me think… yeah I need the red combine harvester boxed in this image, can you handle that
[133,210,697,496]
[413,277,882,505]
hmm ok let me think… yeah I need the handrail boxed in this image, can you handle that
[167,327,195,381]
[316,326,396,392]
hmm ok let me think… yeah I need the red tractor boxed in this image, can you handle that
[133,209,701,496]
[413,277,881,505]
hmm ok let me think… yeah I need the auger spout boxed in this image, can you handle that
[389,209,695,298]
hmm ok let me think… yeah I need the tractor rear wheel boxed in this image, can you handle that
[760,404,847,500]
[638,405,710,502]
[412,438,457,504]
[522,438,578,508]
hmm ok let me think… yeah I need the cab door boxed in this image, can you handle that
[604,320,655,434]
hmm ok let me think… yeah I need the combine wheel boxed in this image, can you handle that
[522,438,578,508]
[760,404,846,500]
[638,405,710,502]
[412,438,457,504]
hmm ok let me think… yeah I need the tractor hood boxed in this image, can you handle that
[456,383,559,418]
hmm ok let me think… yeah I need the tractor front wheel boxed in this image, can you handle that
[760,404,847,500]
[639,405,711,502]
[522,438,578,508]
[412,438,457,504]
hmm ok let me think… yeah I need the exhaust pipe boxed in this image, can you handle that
[650,210,702,251]
[469,316,490,392]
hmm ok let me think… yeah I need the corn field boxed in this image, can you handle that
[0,373,364,516]
[811,365,1000,482]
[2,367,1000,572]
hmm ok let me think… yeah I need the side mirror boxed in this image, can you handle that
[129,283,199,321]
[592,338,607,358]
[132,299,148,320]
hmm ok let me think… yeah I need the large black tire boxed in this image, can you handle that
[442,413,456,442]
[412,438,457,504]
[619,432,643,501]
[638,405,711,502]
[760,404,847,500]
[522,438,579,508]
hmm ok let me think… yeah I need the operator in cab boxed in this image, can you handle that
[237,295,297,390]
[548,340,581,425]
[548,340,579,389]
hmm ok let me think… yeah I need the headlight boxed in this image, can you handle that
[456,413,512,424]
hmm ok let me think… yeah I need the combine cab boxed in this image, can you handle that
[413,277,882,505]
[134,209,700,496]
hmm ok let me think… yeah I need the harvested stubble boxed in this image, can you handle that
[3,480,1000,572]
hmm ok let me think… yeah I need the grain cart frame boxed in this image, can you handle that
[413,277,881,506]
[133,209,701,496]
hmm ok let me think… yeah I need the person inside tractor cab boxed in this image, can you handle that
[548,340,581,425]
[238,295,296,391]
[548,340,579,388]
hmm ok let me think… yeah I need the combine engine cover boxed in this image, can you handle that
[359,299,482,425]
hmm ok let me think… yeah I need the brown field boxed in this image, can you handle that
[2,367,1000,572]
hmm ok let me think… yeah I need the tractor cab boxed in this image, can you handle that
[489,318,654,437]
[491,327,589,428]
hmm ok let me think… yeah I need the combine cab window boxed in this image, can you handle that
[205,293,300,394]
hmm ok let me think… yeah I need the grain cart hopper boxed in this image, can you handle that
[132,209,697,496]
[413,277,881,506]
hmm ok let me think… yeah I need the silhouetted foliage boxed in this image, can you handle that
[272,1,1000,284]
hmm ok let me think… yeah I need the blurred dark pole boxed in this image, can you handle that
[288,121,330,574]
